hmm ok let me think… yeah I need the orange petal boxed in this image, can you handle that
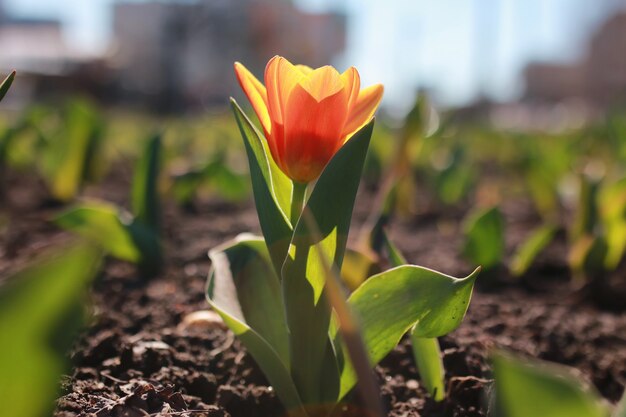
[298,65,344,102]
[282,82,349,182]
[342,84,384,140]
[296,64,314,75]
[234,62,271,135]
[265,56,304,125]
[341,67,360,109]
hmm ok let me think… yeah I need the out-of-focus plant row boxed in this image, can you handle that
[2,61,626,416]
[367,95,626,299]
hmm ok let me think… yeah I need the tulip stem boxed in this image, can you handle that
[290,182,308,225]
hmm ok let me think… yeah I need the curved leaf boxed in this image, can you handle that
[47,100,103,201]
[0,244,101,417]
[493,352,609,417]
[281,121,374,404]
[207,235,302,412]
[381,231,445,402]
[337,265,479,399]
[55,201,142,262]
[231,99,293,273]
[510,224,557,277]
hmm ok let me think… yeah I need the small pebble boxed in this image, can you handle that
[179,310,226,331]
[406,379,419,390]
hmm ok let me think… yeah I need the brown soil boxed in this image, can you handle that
[1,171,625,417]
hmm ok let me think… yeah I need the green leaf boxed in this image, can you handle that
[462,206,505,270]
[434,146,475,205]
[381,229,407,267]
[0,70,15,103]
[231,99,293,273]
[410,334,445,401]
[47,100,102,202]
[525,166,560,218]
[599,178,626,270]
[171,168,205,205]
[402,92,432,139]
[281,121,374,404]
[171,159,249,204]
[0,123,28,173]
[493,352,609,417]
[0,244,101,417]
[127,219,163,278]
[510,224,558,277]
[381,232,445,402]
[337,265,479,399]
[571,173,601,243]
[55,201,142,262]
[207,235,303,412]
[132,133,162,232]
[209,163,249,201]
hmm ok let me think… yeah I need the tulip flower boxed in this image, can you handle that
[234,56,383,183]
[211,59,479,415]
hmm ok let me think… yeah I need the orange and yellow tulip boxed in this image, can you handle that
[234,56,383,183]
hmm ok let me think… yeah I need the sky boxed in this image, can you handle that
[3,0,625,110]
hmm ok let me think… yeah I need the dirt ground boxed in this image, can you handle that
[1,170,625,417]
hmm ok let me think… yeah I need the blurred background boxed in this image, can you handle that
[0,0,625,118]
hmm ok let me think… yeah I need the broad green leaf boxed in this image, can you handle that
[207,235,303,412]
[0,70,15,102]
[510,224,558,277]
[381,232,445,402]
[231,99,293,273]
[0,244,101,417]
[338,265,479,399]
[132,133,162,232]
[493,352,609,417]
[55,201,142,262]
[281,121,373,404]
[343,178,397,291]
[462,206,505,270]
[303,214,385,417]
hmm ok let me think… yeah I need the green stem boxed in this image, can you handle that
[411,333,445,402]
[290,181,307,226]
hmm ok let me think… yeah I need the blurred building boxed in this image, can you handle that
[0,1,112,106]
[111,0,346,112]
[524,12,626,109]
